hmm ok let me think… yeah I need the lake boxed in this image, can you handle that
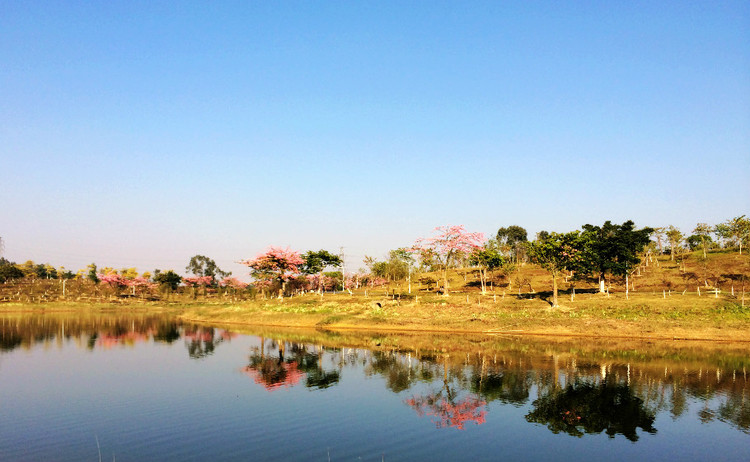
[0,312,747,461]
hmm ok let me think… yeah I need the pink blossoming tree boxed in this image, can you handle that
[413,225,484,294]
[239,246,304,298]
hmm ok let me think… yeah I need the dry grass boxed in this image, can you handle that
[2,252,748,342]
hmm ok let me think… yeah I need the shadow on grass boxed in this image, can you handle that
[512,288,600,307]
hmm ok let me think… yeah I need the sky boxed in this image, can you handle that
[1,1,749,279]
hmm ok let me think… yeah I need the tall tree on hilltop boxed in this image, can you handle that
[186,255,231,282]
[692,223,713,259]
[715,215,750,255]
[496,226,528,263]
[665,226,683,261]
[580,221,653,293]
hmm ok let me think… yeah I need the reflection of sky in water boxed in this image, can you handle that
[0,318,747,461]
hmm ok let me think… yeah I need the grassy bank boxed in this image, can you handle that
[2,252,748,342]
[162,289,750,342]
[2,290,748,342]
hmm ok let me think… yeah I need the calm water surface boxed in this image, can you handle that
[0,313,747,461]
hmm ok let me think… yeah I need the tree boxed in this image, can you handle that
[528,231,584,307]
[691,223,713,258]
[186,255,230,279]
[0,260,24,283]
[87,263,100,284]
[240,246,304,298]
[299,250,342,293]
[716,215,750,255]
[663,226,684,261]
[580,221,653,293]
[470,245,504,295]
[413,225,484,294]
[496,226,528,263]
[153,270,182,291]
[185,255,230,282]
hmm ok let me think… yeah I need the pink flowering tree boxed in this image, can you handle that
[220,277,248,290]
[413,225,484,294]
[127,276,156,297]
[183,276,214,287]
[239,246,304,298]
[183,275,214,298]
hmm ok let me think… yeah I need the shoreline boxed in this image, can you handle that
[2,292,749,344]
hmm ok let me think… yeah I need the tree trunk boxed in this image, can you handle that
[625,273,629,300]
[599,276,606,294]
[552,272,558,307]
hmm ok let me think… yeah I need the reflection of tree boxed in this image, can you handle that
[183,328,226,359]
[153,324,180,343]
[406,394,487,430]
[471,369,531,406]
[0,330,22,351]
[244,339,306,391]
[717,392,750,434]
[244,341,344,391]
[526,380,656,441]
[405,355,487,430]
[291,348,341,389]
[0,315,217,354]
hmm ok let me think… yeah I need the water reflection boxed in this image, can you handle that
[526,380,656,441]
[1,314,748,440]
[244,339,341,391]
[237,330,749,437]
[0,314,233,359]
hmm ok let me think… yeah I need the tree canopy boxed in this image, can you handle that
[299,250,342,275]
[185,255,230,280]
[580,220,653,292]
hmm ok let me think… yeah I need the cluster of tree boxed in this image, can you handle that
[2,214,746,300]
[654,215,750,259]
[528,221,653,307]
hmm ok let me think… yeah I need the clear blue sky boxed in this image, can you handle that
[2,1,749,278]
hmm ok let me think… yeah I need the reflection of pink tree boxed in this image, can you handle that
[405,354,487,429]
[244,360,305,391]
[413,225,484,294]
[239,247,304,298]
[405,395,487,430]
[244,338,306,391]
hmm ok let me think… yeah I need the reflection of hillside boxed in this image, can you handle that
[234,327,750,436]
[0,314,235,359]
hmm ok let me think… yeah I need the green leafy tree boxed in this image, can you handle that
[185,255,230,282]
[87,263,100,284]
[470,245,505,295]
[153,270,182,291]
[496,226,528,263]
[528,231,585,307]
[0,259,24,283]
[665,226,684,261]
[715,215,750,255]
[692,223,713,259]
[300,249,342,292]
[300,249,342,275]
[580,221,654,292]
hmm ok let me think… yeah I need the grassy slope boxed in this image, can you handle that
[2,252,748,342]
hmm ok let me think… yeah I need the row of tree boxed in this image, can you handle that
[1,215,747,302]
